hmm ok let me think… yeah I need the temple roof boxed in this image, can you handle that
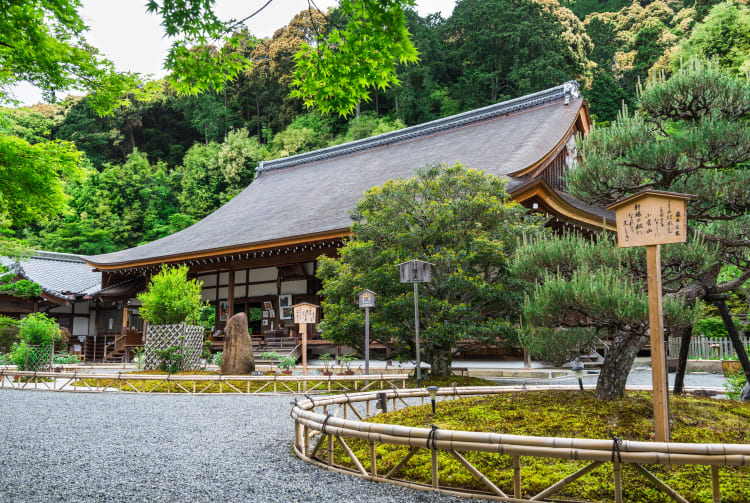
[1,251,101,301]
[86,82,591,268]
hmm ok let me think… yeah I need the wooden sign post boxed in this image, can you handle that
[293,302,319,386]
[608,190,693,442]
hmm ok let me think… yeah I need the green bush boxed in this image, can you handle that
[724,371,748,400]
[137,265,204,325]
[153,345,185,373]
[694,317,729,338]
[53,352,80,364]
[18,312,62,345]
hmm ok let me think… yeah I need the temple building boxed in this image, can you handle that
[69,81,609,360]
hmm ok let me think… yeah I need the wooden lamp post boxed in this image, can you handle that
[293,302,319,383]
[607,190,694,442]
[358,289,376,376]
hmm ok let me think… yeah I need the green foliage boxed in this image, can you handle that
[246,307,262,323]
[137,265,204,325]
[292,0,420,116]
[519,326,599,366]
[724,371,748,400]
[0,0,138,114]
[198,305,216,331]
[338,353,356,372]
[671,1,750,77]
[17,312,62,346]
[53,352,79,364]
[0,265,42,299]
[212,351,222,367]
[318,163,546,374]
[694,316,730,338]
[443,0,593,107]
[0,315,19,353]
[153,345,185,374]
[276,355,297,371]
[0,132,82,227]
[320,353,334,372]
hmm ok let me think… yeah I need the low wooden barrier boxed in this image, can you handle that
[0,370,407,394]
[291,386,747,503]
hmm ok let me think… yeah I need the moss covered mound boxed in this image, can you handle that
[335,391,750,502]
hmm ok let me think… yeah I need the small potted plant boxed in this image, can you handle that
[320,353,334,376]
[277,355,297,375]
[337,353,356,375]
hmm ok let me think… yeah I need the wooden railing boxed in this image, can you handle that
[0,370,408,394]
[291,386,743,503]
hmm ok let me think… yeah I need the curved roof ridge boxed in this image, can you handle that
[258,81,580,174]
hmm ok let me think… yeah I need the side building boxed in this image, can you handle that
[0,251,143,361]
[82,81,613,359]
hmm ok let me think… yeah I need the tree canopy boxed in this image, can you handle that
[513,60,750,400]
[317,163,546,375]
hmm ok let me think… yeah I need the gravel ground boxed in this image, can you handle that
[489,368,729,390]
[0,390,478,503]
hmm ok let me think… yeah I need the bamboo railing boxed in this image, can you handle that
[290,386,747,503]
[0,370,407,394]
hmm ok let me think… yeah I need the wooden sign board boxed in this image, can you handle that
[358,289,376,308]
[607,190,693,248]
[293,302,319,324]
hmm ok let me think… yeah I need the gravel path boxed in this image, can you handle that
[0,390,477,503]
[488,368,728,390]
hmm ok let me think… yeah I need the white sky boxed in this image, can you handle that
[10,0,456,106]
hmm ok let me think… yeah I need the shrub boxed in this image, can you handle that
[138,265,204,325]
[18,312,61,346]
[694,317,729,338]
[53,352,80,364]
[724,371,748,400]
[153,345,185,374]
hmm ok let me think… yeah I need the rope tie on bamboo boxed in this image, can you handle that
[321,413,332,435]
[610,433,623,464]
[305,394,316,407]
[426,425,439,450]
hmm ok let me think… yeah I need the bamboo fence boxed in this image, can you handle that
[0,370,407,394]
[291,386,748,503]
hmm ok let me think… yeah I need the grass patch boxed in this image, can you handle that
[330,391,750,502]
[73,372,495,394]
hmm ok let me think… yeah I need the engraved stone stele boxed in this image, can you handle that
[221,312,255,374]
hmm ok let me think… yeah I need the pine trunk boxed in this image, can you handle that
[595,330,646,400]
[673,325,693,395]
[426,343,452,377]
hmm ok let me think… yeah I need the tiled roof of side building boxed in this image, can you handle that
[85,82,587,267]
[1,251,101,301]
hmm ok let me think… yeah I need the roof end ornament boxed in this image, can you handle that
[563,81,580,105]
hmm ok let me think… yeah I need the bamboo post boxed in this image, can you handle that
[370,442,377,477]
[711,466,721,503]
[304,425,310,457]
[513,455,521,498]
[328,434,334,465]
[613,461,623,503]
[647,244,670,442]
[431,448,439,489]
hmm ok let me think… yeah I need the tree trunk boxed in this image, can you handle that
[716,300,750,382]
[673,325,693,395]
[595,330,646,400]
[426,343,452,377]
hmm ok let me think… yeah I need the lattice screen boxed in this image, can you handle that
[143,324,204,371]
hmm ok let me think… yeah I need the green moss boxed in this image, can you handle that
[333,391,750,502]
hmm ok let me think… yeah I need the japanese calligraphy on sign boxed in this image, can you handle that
[293,302,319,324]
[607,190,693,248]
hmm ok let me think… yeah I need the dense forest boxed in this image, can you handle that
[2,0,749,255]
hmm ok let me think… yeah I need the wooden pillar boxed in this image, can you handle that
[227,270,234,319]
[647,244,670,442]
[301,323,308,377]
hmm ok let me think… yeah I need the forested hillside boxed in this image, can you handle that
[3,0,748,255]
